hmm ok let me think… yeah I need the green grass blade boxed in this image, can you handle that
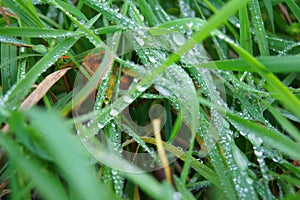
[1,43,17,93]
[218,34,300,117]
[249,0,269,56]
[140,0,249,86]
[199,55,300,72]
[136,0,159,26]
[0,132,69,200]
[285,0,300,22]
[3,37,77,108]
[55,0,88,21]
[2,0,44,28]
[49,0,102,47]
[267,105,300,143]
[263,0,275,32]
[27,108,118,200]
[0,27,81,38]
[239,3,253,53]
[199,98,300,161]
[173,176,196,200]
[228,112,300,161]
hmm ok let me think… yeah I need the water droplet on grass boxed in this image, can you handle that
[135,37,144,46]
[246,177,254,184]
[173,33,186,46]
[187,22,193,28]
[97,123,104,129]
[136,85,147,92]
[123,95,134,103]
[173,192,182,200]
[148,56,156,63]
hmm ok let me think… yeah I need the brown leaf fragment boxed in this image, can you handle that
[20,67,72,110]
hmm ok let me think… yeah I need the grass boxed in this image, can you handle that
[0,0,300,199]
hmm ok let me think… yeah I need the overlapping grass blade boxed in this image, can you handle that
[2,37,77,109]
[27,108,118,200]
[199,56,300,72]
[0,131,68,200]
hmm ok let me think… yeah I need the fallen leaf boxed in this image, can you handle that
[20,67,72,110]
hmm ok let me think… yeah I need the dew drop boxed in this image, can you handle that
[135,37,144,46]
[110,108,119,116]
[172,33,186,46]
[187,22,193,28]
[254,149,263,157]
[218,34,225,40]
[137,29,145,36]
[97,123,104,129]
[246,177,254,184]
[123,95,134,103]
[111,169,118,175]
[148,56,156,63]
[136,85,147,92]
[173,192,182,200]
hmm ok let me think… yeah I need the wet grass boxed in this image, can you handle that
[0,0,300,199]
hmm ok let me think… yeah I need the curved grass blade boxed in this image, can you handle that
[198,97,300,161]
[2,37,77,109]
[0,132,68,200]
[2,0,44,28]
[212,30,300,117]
[20,67,72,110]
[140,137,220,188]
[199,56,300,72]
[0,36,33,47]
[48,0,102,47]
[27,108,118,200]
[136,0,159,26]
[173,176,196,200]
[77,130,175,200]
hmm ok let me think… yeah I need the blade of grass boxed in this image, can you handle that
[2,37,77,109]
[263,0,275,32]
[27,108,118,200]
[198,55,300,72]
[140,137,221,188]
[266,104,300,143]
[140,0,249,88]
[0,27,81,38]
[285,0,300,22]
[0,43,17,93]
[198,97,300,161]
[77,129,175,200]
[227,41,300,117]
[48,0,102,47]
[20,67,72,110]
[173,176,196,200]
[249,0,269,55]
[239,3,253,53]
[136,0,159,26]
[2,0,44,28]
[202,0,240,40]
[0,132,68,200]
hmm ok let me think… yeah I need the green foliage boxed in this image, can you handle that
[0,0,300,199]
